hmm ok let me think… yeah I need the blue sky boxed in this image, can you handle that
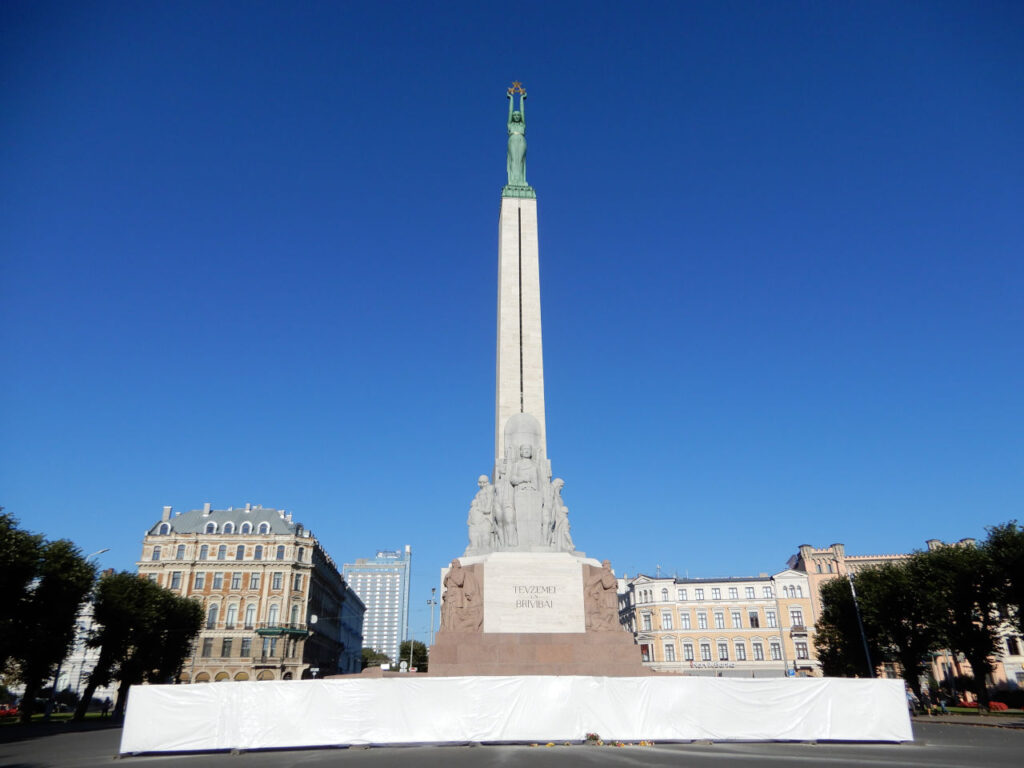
[2,1,1022,641]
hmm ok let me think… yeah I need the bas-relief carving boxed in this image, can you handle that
[439,559,483,633]
[464,412,577,556]
[583,560,620,632]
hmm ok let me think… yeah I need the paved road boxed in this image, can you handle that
[2,721,1022,768]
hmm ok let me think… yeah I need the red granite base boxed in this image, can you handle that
[427,630,651,677]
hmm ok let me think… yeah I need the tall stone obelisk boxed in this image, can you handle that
[495,81,546,471]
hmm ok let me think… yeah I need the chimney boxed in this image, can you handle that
[925,538,942,551]
[162,506,172,521]
[203,502,212,515]
[245,503,251,512]
[286,513,292,523]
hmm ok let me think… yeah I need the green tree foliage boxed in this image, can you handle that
[985,521,1024,635]
[814,576,880,678]
[855,559,944,698]
[396,640,429,672]
[15,539,97,723]
[0,512,45,669]
[74,572,203,720]
[922,543,1002,708]
[361,647,391,669]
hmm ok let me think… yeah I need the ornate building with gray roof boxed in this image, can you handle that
[137,503,364,682]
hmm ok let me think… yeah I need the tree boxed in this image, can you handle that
[73,572,203,720]
[985,521,1024,635]
[396,640,428,673]
[361,648,391,670]
[15,539,96,723]
[0,512,45,669]
[855,559,944,698]
[921,543,1003,708]
[814,576,882,678]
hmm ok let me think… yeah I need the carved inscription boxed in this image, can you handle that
[483,554,585,633]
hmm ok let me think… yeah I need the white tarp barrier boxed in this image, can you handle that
[119,675,912,754]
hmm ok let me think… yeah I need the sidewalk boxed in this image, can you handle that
[913,713,1024,729]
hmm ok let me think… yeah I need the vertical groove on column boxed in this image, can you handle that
[518,206,524,413]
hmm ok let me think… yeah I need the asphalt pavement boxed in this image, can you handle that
[2,719,1022,768]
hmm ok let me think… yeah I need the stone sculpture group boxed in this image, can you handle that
[465,413,575,556]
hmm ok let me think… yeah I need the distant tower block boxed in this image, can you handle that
[495,194,546,469]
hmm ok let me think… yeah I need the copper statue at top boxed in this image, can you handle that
[503,82,534,198]
[465,413,576,556]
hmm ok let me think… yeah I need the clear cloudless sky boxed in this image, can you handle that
[2,1,1022,641]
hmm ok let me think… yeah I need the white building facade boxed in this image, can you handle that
[342,546,412,663]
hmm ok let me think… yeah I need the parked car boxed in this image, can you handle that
[0,705,19,717]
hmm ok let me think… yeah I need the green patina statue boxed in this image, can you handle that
[503,82,536,198]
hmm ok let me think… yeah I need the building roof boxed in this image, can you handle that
[148,504,302,535]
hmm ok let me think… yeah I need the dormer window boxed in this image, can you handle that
[158,523,171,535]
[258,522,270,534]
[223,522,235,534]
[240,522,252,534]
[205,522,217,534]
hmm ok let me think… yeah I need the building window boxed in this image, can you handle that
[240,638,252,657]
[194,573,206,589]
[661,588,669,601]
[217,545,226,561]
[258,522,270,534]
[748,610,760,628]
[714,612,725,629]
[276,545,285,561]
[827,563,833,573]
[642,614,652,631]
[199,545,208,561]
[297,547,304,562]
[231,573,242,590]
[234,545,243,560]
[201,638,213,657]
[790,609,804,627]
[158,523,170,535]
[683,643,694,661]
[268,604,280,625]
[244,604,256,628]
[745,586,755,599]
[816,563,823,573]
[718,642,729,661]
[795,642,809,660]
[290,604,301,625]
[681,613,691,629]
[170,572,182,590]
[262,637,277,658]
[697,611,708,629]
[249,573,260,590]
[1007,637,1022,656]
[272,572,283,590]
[728,587,738,599]
[240,522,252,534]
[675,588,684,600]
[731,611,742,628]
[205,522,217,534]
[735,641,747,661]
[206,605,218,629]
[640,644,651,662]
[213,573,224,589]
[223,522,235,534]
[695,588,704,601]
[753,642,764,661]
[664,643,676,662]
[770,642,782,661]
[293,573,302,591]
[711,588,721,600]
[766,610,777,628]
[255,545,263,561]
[662,612,673,630]
[762,586,773,598]
[700,643,712,661]
[175,544,185,560]
[225,604,238,628]
[221,638,233,657]
[151,546,161,561]
[795,585,803,597]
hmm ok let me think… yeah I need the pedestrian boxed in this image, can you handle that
[101,697,111,717]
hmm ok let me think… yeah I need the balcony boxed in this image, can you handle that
[790,625,808,636]
[255,621,311,639]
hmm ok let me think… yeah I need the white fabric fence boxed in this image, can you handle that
[120,675,911,754]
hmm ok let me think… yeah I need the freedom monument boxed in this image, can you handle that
[119,86,912,753]
[428,82,647,676]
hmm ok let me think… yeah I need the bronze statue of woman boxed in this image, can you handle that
[506,85,527,187]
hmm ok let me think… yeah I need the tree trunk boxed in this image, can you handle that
[73,677,101,721]
[113,678,131,718]
[18,678,40,724]
[968,654,990,709]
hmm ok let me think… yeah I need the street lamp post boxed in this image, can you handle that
[427,588,437,646]
[847,572,874,678]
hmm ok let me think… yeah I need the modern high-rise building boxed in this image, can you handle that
[343,546,411,663]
